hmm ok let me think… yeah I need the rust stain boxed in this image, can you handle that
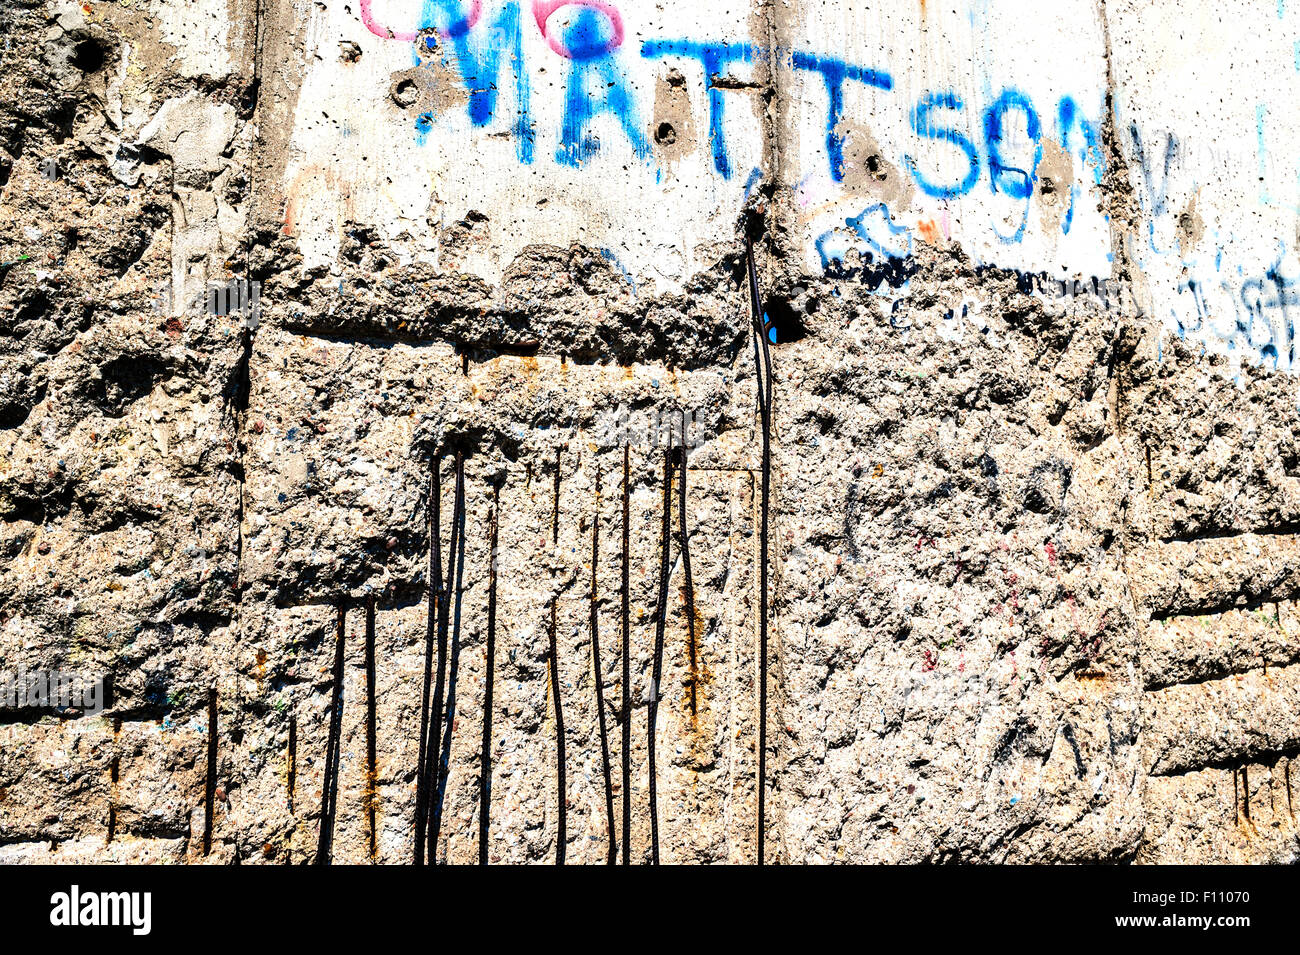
[917,219,942,245]
[677,584,714,758]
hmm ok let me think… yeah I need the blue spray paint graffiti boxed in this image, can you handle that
[790,51,894,182]
[640,40,758,179]
[815,203,917,291]
[556,8,648,167]
[415,1,534,162]
[1057,97,1104,235]
[905,91,980,199]
[984,89,1042,243]
[1175,246,1300,373]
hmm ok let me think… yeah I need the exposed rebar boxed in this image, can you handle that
[410,459,441,862]
[677,427,698,718]
[479,483,500,864]
[364,594,378,861]
[648,448,672,864]
[620,443,632,865]
[590,467,617,864]
[548,448,567,864]
[746,234,774,865]
[316,599,346,865]
[287,711,297,816]
[202,688,217,856]
[414,458,441,863]
[427,452,464,863]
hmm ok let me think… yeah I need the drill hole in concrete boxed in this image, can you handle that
[655,122,677,145]
[71,39,108,74]
[762,297,809,344]
[392,79,418,109]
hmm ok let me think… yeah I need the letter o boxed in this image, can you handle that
[360,0,482,44]
[532,0,624,60]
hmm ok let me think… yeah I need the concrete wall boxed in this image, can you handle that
[1,0,1298,863]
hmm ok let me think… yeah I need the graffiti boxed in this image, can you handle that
[361,0,481,41]
[1174,253,1300,374]
[1056,96,1103,236]
[555,7,647,166]
[641,39,758,178]
[905,90,980,200]
[533,0,623,58]
[791,51,893,183]
[361,3,1098,219]
[816,202,912,274]
[1127,99,1300,381]
[1130,122,1177,219]
[591,403,705,449]
[409,1,534,162]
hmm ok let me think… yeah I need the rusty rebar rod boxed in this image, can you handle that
[316,599,346,864]
[648,448,672,864]
[427,451,464,863]
[414,458,441,863]
[678,423,698,718]
[364,594,378,861]
[479,483,500,864]
[202,688,217,856]
[590,467,617,864]
[620,443,632,865]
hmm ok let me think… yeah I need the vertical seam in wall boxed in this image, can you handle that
[760,0,782,188]
[1098,0,1153,851]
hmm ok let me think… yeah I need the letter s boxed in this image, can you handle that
[905,91,979,199]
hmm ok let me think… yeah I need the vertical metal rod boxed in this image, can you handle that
[287,711,297,816]
[107,719,120,844]
[427,452,464,863]
[479,483,500,864]
[678,426,698,718]
[549,448,567,864]
[201,690,217,856]
[364,595,378,861]
[414,458,441,863]
[746,234,773,865]
[648,448,672,864]
[620,444,632,865]
[590,467,617,864]
[317,599,346,864]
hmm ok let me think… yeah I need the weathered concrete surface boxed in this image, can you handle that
[0,0,1297,864]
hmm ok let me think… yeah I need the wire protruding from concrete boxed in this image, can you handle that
[202,689,217,857]
[364,594,378,862]
[316,600,346,865]
[426,451,464,863]
[548,448,567,864]
[746,233,774,866]
[678,423,699,718]
[479,482,500,864]
[414,459,441,863]
[649,448,672,864]
[620,443,632,865]
[590,466,617,864]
